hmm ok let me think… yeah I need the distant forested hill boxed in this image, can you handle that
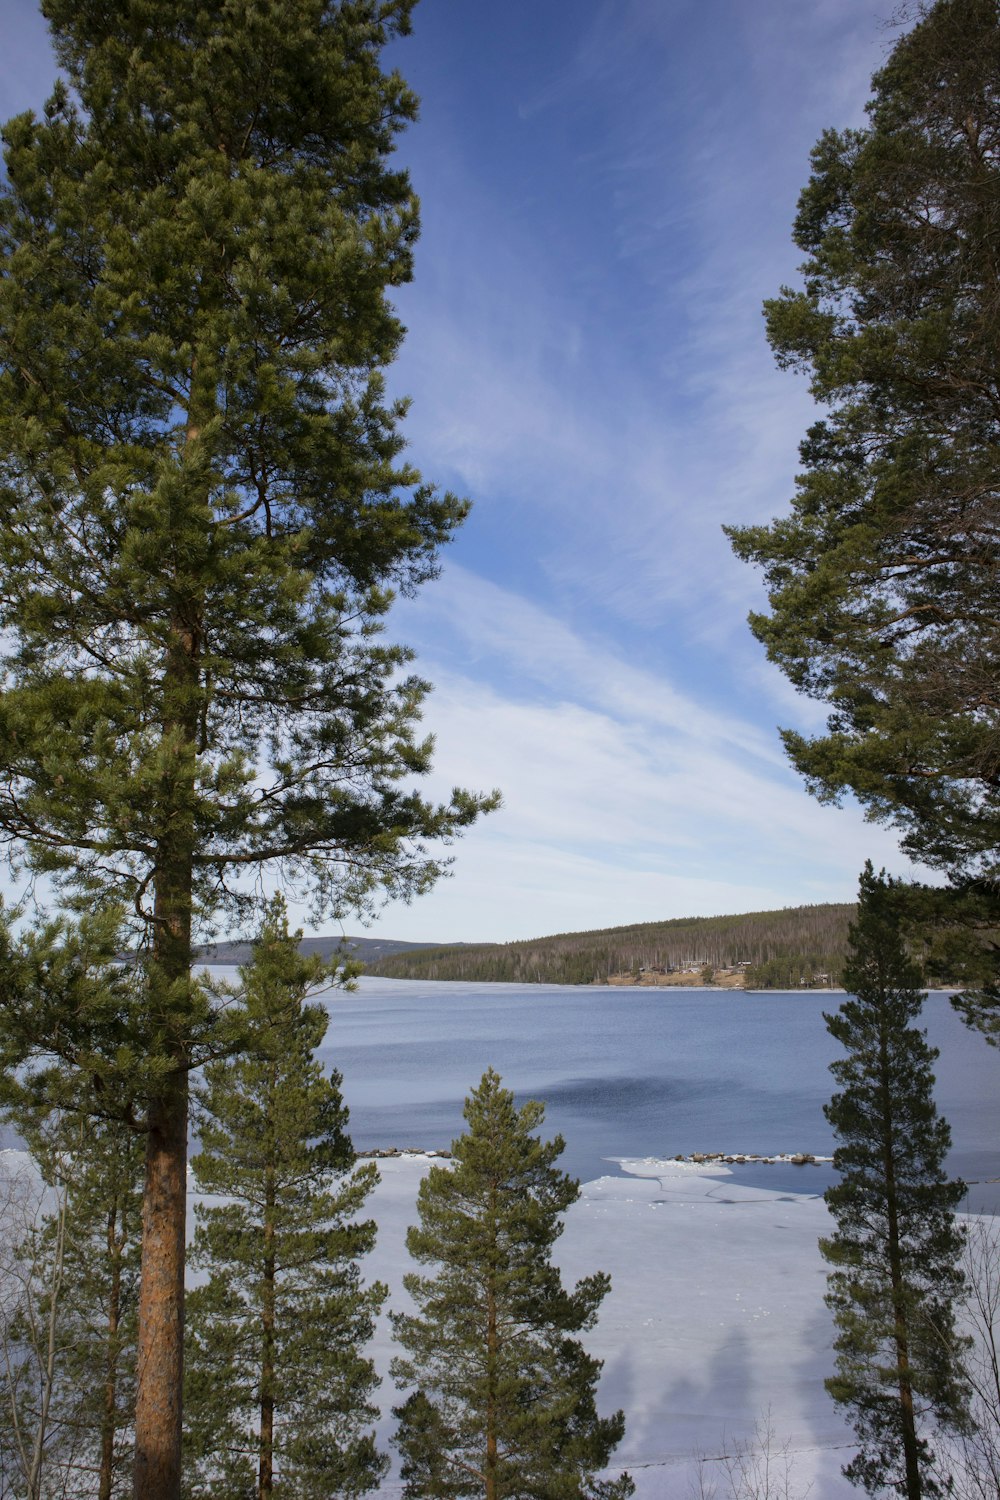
[364,904,859,988]
[195,935,443,966]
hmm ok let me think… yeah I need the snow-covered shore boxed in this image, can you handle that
[2,1143,972,1497]
[365,1154,856,1498]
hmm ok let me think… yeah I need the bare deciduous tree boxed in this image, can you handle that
[689,1410,812,1500]
[0,1114,140,1500]
[0,1156,76,1500]
[940,1215,1000,1500]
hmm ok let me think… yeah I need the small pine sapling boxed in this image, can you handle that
[391,1068,633,1500]
[184,898,386,1499]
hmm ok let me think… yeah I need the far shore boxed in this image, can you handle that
[601,969,836,991]
[599,972,846,992]
[358,974,963,994]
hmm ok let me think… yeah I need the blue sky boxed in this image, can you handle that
[2,1,928,943]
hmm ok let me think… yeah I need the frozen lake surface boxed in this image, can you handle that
[320,977,1000,1211]
[365,1153,853,1498]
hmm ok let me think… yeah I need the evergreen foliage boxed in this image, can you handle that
[0,904,179,1132]
[890,883,1000,1050]
[821,866,969,1498]
[0,0,487,931]
[391,1069,633,1500]
[0,2,495,1488]
[726,0,1000,1039]
[184,898,386,1499]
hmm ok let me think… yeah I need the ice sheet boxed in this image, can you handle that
[364,1154,857,1498]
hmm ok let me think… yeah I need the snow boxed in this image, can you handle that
[364,1154,857,1498]
[0,1143,961,1497]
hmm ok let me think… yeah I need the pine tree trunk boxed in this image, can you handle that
[486,1176,498,1500]
[134,605,200,1500]
[27,1188,68,1500]
[892,1299,921,1500]
[485,1290,497,1500]
[486,1284,497,1500]
[134,1074,188,1500]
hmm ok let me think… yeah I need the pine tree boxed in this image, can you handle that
[726,0,1000,1041]
[0,3,496,1491]
[821,865,969,1499]
[391,1069,633,1500]
[184,898,386,1500]
[726,0,1000,885]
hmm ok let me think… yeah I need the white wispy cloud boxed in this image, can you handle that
[1,1,912,949]
[362,574,928,943]
[392,0,894,660]
[362,672,925,943]
[393,566,786,766]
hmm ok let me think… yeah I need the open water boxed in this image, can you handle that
[318,977,1000,1211]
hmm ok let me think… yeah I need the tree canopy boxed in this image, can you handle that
[727,0,1000,886]
[0,0,493,943]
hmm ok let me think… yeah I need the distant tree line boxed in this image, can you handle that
[367,904,860,987]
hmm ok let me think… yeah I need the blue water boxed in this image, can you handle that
[318,978,1000,1212]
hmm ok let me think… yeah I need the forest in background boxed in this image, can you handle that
[365,902,859,988]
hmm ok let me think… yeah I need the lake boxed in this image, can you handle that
[319,977,1000,1211]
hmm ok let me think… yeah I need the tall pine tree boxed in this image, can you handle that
[391,1069,633,1500]
[184,898,386,1500]
[0,3,496,1493]
[822,865,969,1499]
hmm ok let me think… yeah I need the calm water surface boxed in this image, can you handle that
[318,978,1000,1211]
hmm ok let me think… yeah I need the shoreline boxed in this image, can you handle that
[354,1145,834,1167]
[364,1153,1000,1496]
[358,975,964,994]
